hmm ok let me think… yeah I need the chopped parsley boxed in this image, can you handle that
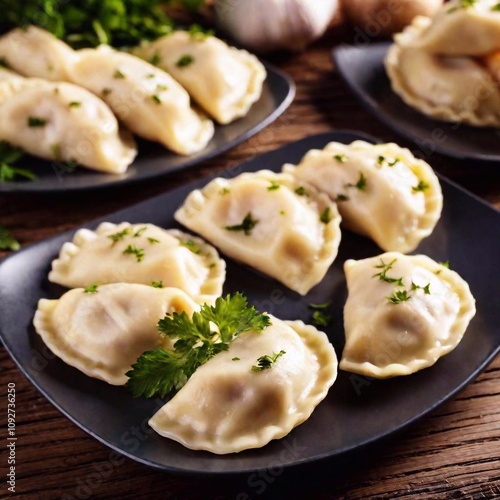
[151,281,164,288]
[0,226,20,251]
[334,153,348,163]
[412,180,430,193]
[108,228,130,245]
[295,186,307,196]
[377,155,399,167]
[68,101,81,108]
[150,52,161,66]
[83,284,99,294]
[102,88,112,97]
[320,207,332,224]
[372,258,404,287]
[232,357,240,361]
[133,226,148,237]
[148,237,160,245]
[126,293,271,397]
[27,116,47,127]
[156,84,168,91]
[0,141,34,183]
[346,172,367,191]
[411,282,431,295]
[267,181,280,191]
[220,187,230,195]
[151,94,162,104]
[113,69,125,79]
[123,244,145,262]
[180,239,201,254]
[251,350,286,372]
[188,24,214,40]
[387,289,412,305]
[309,302,333,327]
[176,54,194,68]
[225,212,259,236]
[335,194,349,202]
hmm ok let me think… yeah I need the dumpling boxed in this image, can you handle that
[0,67,24,83]
[68,45,214,155]
[136,31,266,124]
[386,13,500,126]
[284,141,443,253]
[340,252,476,378]
[33,284,199,385]
[413,0,500,56]
[0,26,78,81]
[0,78,137,173]
[49,222,226,304]
[174,170,342,296]
[149,317,337,454]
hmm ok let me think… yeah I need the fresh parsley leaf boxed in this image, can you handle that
[312,310,332,327]
[251,350,286,372]
[225,213,259,236]
[123,245,145,262]
[68,101,81,108]
[126,293,271,397]
[412,180,430,192]
[0,226,20,251]
[151,281,164,288]
[179,239,201,254]
[372,258,404,286]
[151,94,162,104]
[232,357,240,361]
[27,116,47,127]
[148,237,160,245]
[334,153,348,163]
[0,163,36,183]
[267,181,280,191]
[113,69,125,79]
[108,228,130,245]
[346,172,367,191]
[320,207,332,224]
[377,155,399,167]
[411,282,431,295]
[133,226,148,238]
[176,54,194,68]
[83,284,99,294]
[295,186,307,196]
[188,24,214,40]
[150,51,161,66]
[387,289,412,305]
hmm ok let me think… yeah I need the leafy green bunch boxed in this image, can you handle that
[0,0,205,48]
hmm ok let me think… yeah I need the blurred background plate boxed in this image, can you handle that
[0,62,295,193]
[333,43,500,162]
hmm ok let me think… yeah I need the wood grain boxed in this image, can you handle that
[1,26,499,500]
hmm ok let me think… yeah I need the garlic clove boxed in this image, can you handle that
[214,0,340,53]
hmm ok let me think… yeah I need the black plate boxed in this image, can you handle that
[333,43,500,162]
[0,62,295,193]
[0,131,499,475]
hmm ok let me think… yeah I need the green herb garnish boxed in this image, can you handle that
[151,94,162,104]
[267,181,280,191]
[412,180,430,193]
[148,237,160,245]
[123,245,145,262]
[334,154,348,163]
[320,207,332,224]
[295,186,307,196]
[0,141,34,183]
[151,281,164,288]
[225,213,259,236]
[0,226,20,251]
[126,293,271,397]
[150,52,161,66]
[411,282,431,295]
[251,350,286,372]
[113,69,125,79]
[108,228,130,245]
[68,101,81,108]
[133,226,148,237]
[180,239,201,254]
[346,172,367,191]
[387,289,412,305]
[83,284,99,294]
[373,258,404,287]
[176,54,194,68]
[27,116,47,127]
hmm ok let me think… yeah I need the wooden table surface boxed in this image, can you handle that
[1,26,499,500]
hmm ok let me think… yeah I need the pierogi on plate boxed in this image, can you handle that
[386,0,500,126]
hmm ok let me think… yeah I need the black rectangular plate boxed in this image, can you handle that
[0,131,499,474]
[333,43,500,162]
[0,62,295,193]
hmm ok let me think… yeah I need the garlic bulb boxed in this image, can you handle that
[214,0,339,53]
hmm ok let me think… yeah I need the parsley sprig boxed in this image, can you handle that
[126,293,271,398]
[373,258,404,286]
[0,226,20,251]
[251,350,286,372]
[0,141,35,183]
[225,213,259,236]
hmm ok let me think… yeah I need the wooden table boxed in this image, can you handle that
[1,27,499,499]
